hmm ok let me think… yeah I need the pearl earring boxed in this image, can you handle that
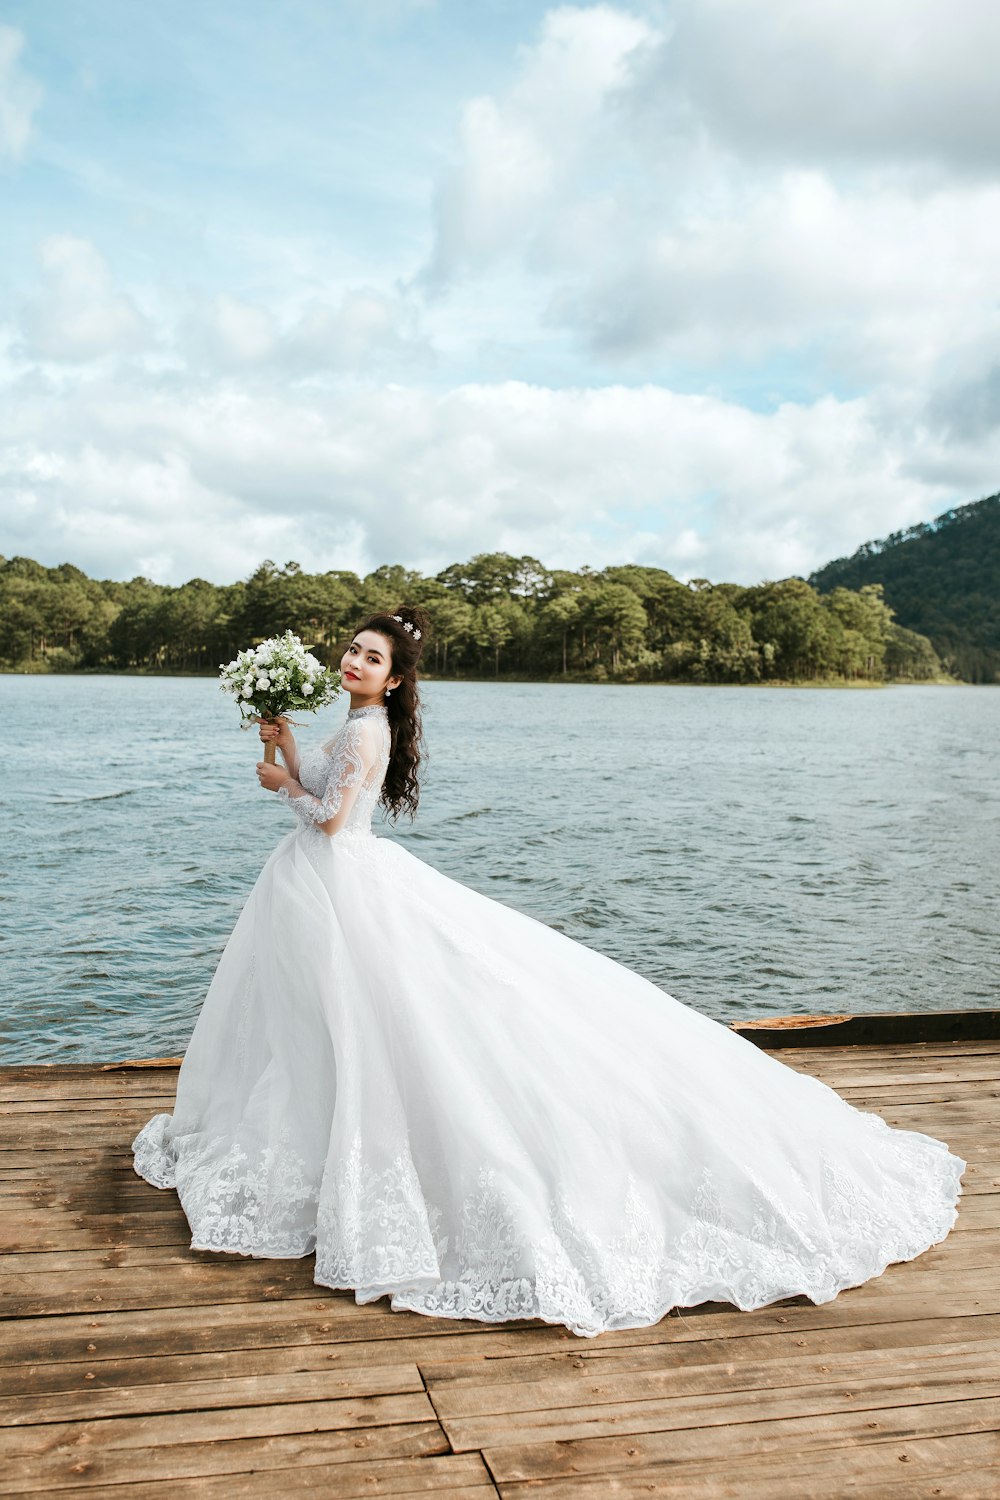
[385,686,393,696]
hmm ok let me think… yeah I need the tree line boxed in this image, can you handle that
[810,492,999,683]
[0,550,948,683]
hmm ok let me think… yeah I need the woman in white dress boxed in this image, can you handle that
[133,605,966,1338]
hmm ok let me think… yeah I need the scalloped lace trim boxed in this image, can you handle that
[133,1109,965,1338]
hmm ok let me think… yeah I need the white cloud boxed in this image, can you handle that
[17,235,154,362]
[633,0,1000,171]
[4,373,998,588]
[183,293,278,369]
[547,171,1000,383]
[177,286,431,376]
[411,1,1000,452]
[419,4,654,288]
[0,25,42,160]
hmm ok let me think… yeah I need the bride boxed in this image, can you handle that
[133,605,966,1338]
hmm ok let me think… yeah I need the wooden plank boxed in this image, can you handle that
[0,1362,426,1426]
[2,1393,439,1458]
[0,1260,336,1318]
[782,1063,996,1087]
[0,1097,175,1116]
[5,1284,999,1376]
[827,1086,995,1110]
[494,1431,1000,1499]
[0,1244,307,1275]
[813,1058,1000,1082]
[1,1155,141,1174]
[8,1306,1000,1396]
[802,1045,1000,1067]
[0,1325,580,1406]
[0,1064,179,1079]
[426,1341,1000,1422]
[53,1454,495,1500]
[0,1336,559,1396]
[481,1395,1000,1482]
[0,1122,158,1147]
[0,1219,194,1255]
[0,1205,194,1239]
[0,1096,171,1115]
[776,1057,1000,1085]
[1,1122,167,1147]
[0,1185,189,1211]
[0,1296,512,1365]
[0,1419,449,1493]
[420,1318,1000,1389]
[0,1150,137,1168]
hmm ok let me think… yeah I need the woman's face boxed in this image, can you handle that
[340,629,402,702]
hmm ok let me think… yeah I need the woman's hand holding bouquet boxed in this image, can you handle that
[256,717,295,791]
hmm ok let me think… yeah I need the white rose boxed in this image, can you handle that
[301,682,313,695]
[256,674,270,689]
[241,686,253,698]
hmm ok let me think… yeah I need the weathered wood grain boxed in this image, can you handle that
[51,1454,495,1500]
[0,1362,427,1426]
[424,1339,1000,1411]
[1,1033,997,1497]
[1,1419,450,1493]
[494,1431,1000,1499]
[481,1395,1000,1482]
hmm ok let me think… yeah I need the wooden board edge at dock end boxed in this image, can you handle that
[730,1008,1000,1048]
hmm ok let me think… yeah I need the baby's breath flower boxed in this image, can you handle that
[220,629,343,732]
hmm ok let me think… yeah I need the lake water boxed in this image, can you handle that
[2,676,997,1064]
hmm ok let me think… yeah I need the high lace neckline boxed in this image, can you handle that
[347,702,389,720]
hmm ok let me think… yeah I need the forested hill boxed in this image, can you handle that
[809,493,1000,683]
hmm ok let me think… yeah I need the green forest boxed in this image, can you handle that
[0,540,956,684]
[810,492,999,683]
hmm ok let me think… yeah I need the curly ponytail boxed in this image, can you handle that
[349,604,431,820]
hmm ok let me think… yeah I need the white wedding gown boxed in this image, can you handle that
[133,702,966,1337]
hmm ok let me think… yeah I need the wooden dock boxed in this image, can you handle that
[2,1016,1000,1497]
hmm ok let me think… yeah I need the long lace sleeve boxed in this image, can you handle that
[276,780,329,828]
[277,719,378,836]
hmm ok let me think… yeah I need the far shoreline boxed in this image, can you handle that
[1,669,965,688]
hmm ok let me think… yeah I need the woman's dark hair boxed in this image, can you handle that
[349,604,431,821]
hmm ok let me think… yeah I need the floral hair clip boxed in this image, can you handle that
[391,614,421,640]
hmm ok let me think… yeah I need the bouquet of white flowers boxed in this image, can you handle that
[219,629,343,763]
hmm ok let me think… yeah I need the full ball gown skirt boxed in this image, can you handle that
[133,703,966,1338]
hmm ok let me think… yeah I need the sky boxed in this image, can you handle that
[1,0,999,588]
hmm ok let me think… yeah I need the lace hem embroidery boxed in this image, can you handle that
[133,1110,966,1337]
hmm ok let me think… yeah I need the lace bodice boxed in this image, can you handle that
[276,703,390,840]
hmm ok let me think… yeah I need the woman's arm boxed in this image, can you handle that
[280,740,301,781]
[259,720,378,839]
